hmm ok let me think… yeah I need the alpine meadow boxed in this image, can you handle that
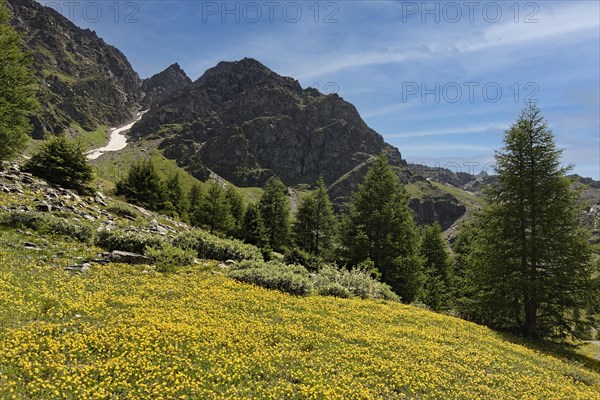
[1,0,599,398]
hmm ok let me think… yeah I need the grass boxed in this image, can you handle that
[0,176,599,398]
[22,124,109,159]
[404,180,435,200]
[91,146,263,204]
[430,180,483,211]
[71,124,110,150]
[0,229,599,398]
[580,342,600,360]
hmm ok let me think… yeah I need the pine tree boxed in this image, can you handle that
[451,221,481,320]
[194,181,233,234]
[25,135,93,193]
[419,223,453,311]
[225,186,245,238]
[293,177,337,258]
[115,158,169,211]
[259,176,290,252]
[242,203,268,249]
[0,0,38,161]
[164,172,188,218]
[342,153,423,302]
[188,184,203,225]
[469,104,599,340]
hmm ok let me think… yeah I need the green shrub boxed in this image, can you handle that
[317,283,352,299]
[284,247,323,271]
[229,264,313,296]
[146,242,196,273]
[172,230,263,262]
[24,135,94,194]
[312,264,400,301]
[107,201,141,220]
[96,229,165,254]
[230,260,308,275]
[0,211,93,242]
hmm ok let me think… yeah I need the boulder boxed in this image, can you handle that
[109,250,153,265]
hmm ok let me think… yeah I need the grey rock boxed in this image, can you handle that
[35,202,52,212]
[23,242,40,250]
[141,63,192,109]
[109,250,153,265]
[65,263,91,273]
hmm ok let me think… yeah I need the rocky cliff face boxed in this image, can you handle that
[130,58,466,228]
[131,58,405,188]
[6,0,142,137]
[141,63,192,109]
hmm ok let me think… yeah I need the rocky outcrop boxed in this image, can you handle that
[131,58,405,188]
[409,196,466,231]
[141,63,192,109]
[6,0,142,137]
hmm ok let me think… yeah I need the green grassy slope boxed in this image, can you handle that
[90,146,263,204]
[0,231,599,399]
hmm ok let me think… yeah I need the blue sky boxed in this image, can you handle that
[42,0,600,179]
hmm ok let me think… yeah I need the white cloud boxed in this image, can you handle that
[384,123,507,138]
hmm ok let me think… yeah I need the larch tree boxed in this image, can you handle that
[115,158,169,212]
[194,180,233,234]
[469,103,599,340]
[419,223,453,311]
[0,0,38,161]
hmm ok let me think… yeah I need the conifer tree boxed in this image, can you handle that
[419,223,453,311]
[225,186,245,238]
[0,0,38,161]
[259,176,290,252]
[194,181,233,234]
[164,172,188,218]
[115,158,168,211]
[25,135,93,193]
[293,177,337,257]
[342,154,423,302]
[242,203,268,249]
[469,104,599,339]
[188,184,203,225]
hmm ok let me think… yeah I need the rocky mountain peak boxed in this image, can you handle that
[194,57,302,102]
[141,63,192,108]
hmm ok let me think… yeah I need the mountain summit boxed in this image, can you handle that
[131,57,405,189]
[141,63,192,109]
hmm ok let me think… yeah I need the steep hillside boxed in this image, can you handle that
[410,163,600,241]
[6,0,142,137]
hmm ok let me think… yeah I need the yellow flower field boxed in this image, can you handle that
[0,248,599,399]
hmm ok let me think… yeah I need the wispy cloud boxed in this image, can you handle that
[384,123,508,139]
